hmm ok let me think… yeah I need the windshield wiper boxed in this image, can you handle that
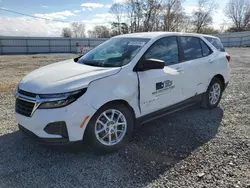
[80,60,121,68]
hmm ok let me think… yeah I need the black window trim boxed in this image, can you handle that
[178,36,214,63]
[133,36,181,71]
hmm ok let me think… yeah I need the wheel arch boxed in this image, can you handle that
[201,74,225,109]
[86,99,137,133]
[83,99,136,151]
[213,74,225,90]
[99,100,136,120]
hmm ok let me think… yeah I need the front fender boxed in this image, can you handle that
[83,69,140,118]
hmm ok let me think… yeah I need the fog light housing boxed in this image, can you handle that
[44,121,68,138]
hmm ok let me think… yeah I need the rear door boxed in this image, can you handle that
[178,36,213,97]
[198,39,214,92]
[204,37,230,84]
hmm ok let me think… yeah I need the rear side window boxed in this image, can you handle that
[180,36,202,61]
[200,40,212,56]
[205,37,225,52]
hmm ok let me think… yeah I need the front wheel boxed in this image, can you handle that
[85,103,134,153]
[201,77,223,109]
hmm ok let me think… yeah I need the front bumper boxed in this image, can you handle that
[15,97,96,142]
[19,124,69,145]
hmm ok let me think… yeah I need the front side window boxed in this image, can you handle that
[143,36,179,66]
[180,36,203,61]
[78,38,149,67]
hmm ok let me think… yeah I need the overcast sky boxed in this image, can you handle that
[0,0,230,37]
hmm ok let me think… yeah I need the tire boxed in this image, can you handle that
[201,77,223,109]
[84,103,134,153]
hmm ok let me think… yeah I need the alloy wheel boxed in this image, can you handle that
[94,109,127,146]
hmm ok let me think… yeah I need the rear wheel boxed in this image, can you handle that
[201,77,223,109]
[85,103,134,153]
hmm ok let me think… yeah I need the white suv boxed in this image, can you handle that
[16,32,230,152]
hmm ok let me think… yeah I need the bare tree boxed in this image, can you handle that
[61,28,72,38]
[179,14,192,32]
[113,0,188,32]
[109,3,125,34]
[122,0,161,32]
[224,0,250,31]
[141,0,161,32]
[123,0,144,32]
[201,27,219,34]
[161,0,185,31]
[192,0,218,33]
[88,26,110,38]
[218,19,231,33]
[87,30,94,38]
[108,0,219,34]
[111,22,129,36]
[70,22,86,38]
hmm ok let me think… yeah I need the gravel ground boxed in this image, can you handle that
[0,49,249,188]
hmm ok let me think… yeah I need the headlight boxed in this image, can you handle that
[38,88,87,109]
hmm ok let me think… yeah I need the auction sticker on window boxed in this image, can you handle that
[128,41,146,46]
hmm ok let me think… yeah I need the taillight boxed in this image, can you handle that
[226,55,231,62]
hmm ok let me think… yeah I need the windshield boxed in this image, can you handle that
[78,37,149,67]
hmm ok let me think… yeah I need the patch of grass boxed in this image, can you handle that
[0,83,17,92]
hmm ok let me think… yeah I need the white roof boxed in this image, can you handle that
[114,32,216,39]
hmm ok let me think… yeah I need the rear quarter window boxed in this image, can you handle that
[205,37,225,52]
[200,40,212,56]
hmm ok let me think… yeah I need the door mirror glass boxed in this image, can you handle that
[136,59,165,71]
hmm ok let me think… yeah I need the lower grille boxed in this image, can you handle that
[15,98,35,117]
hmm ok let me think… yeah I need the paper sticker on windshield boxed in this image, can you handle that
[128,41,146,46]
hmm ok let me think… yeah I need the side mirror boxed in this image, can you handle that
[74,55,83,62]
[135,59,165,72]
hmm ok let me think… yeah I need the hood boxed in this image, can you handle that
[19,59,121,94]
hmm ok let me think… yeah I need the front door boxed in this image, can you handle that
[137,36,186,116]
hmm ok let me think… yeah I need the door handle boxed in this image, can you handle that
[208,59,212,64]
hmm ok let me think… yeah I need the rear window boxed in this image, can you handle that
[205,37,225,52]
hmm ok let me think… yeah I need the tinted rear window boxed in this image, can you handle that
[205,37,225,52]
[180,36,203,61]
